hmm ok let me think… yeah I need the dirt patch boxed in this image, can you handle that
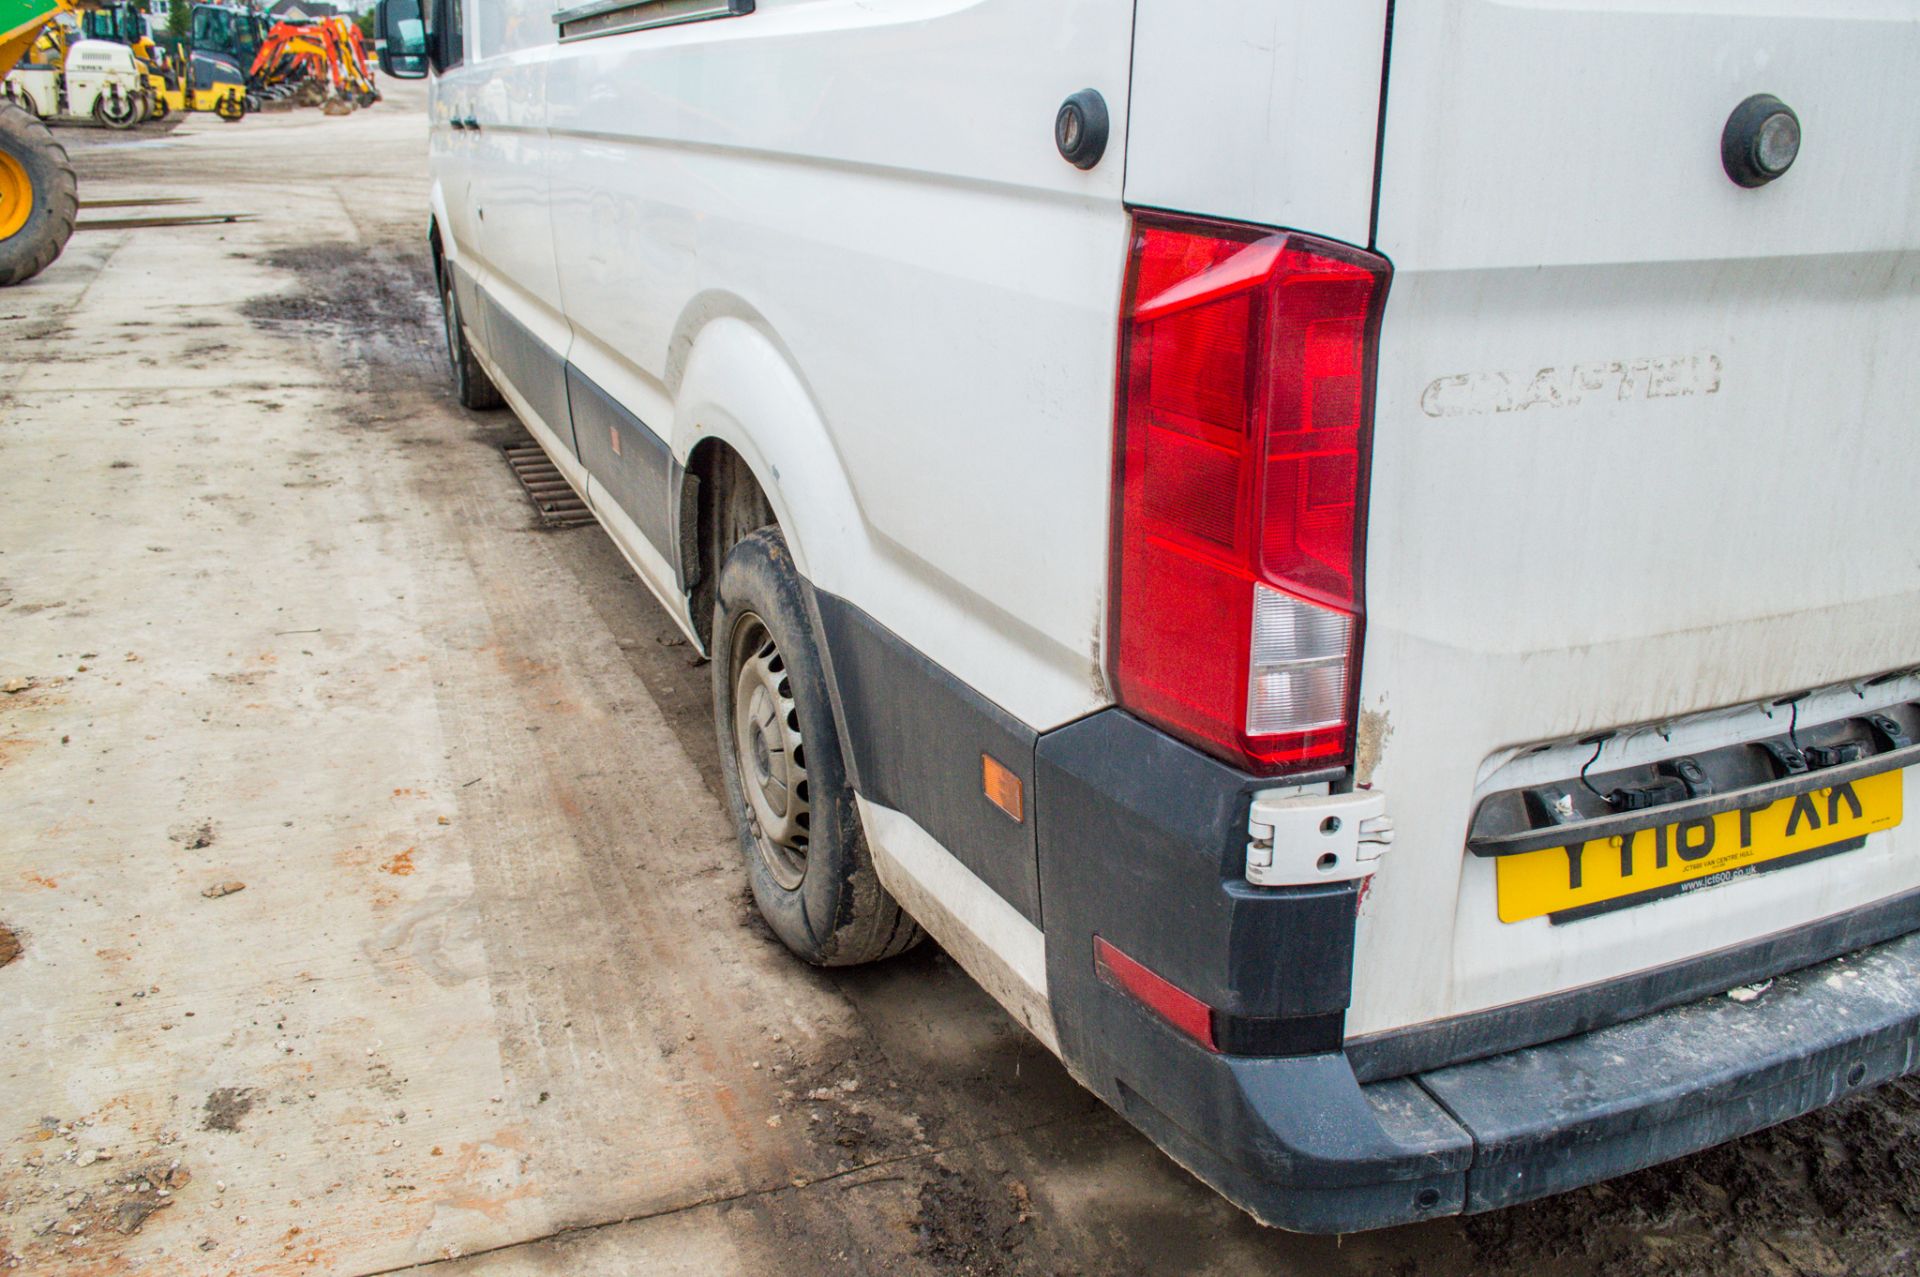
[0,1120,193,1271]
[201,1087,262,1133]
[0,923,20,967]
[912,1164,1034,1276]
[105,1161,192,1236]
[1460,1076,1920,1277]
[242,242,442,377]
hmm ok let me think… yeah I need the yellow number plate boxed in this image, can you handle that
[1495,770,1904,924]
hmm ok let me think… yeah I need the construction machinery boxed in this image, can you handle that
[4,2,149,127]
[79,0,243,121]
[118,1,254,119]
[174,2,267,104]
[1,0,83,284]
[251,16,376,110]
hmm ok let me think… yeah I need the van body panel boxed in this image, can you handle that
[1350,0,1920,1037]
[541,0,1136,730]
[1376,1,1920,273]
[423,0,1920,1228]
[467,48,568,351]
[429,57,485,329]
[1123,0,1387,247]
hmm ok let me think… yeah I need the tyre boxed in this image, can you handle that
[437,256,503,409]
[713,529,923,966]
[93,87,142,130]
[0,103,78,288]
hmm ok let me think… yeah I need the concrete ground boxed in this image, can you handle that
[4,82,1920,1277]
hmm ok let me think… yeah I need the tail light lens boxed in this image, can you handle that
[1110,214,1390,775]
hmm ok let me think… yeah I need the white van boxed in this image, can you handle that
[374,0,1920,1232]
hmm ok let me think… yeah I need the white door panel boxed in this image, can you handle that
[431,63,486,291]
[545,0,1135,731]
[1350,0,1920,1036]
[1125,0,1387,247]
[469,47,568,353]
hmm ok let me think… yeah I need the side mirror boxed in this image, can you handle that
[375,0,428,79]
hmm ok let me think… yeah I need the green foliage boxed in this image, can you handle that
[165,0,189,41]
[354,9,372,37]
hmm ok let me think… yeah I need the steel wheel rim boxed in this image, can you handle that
[0,148,32,242]
[97,92,140,127]
[730,613,811,891]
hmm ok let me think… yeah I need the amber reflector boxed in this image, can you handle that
[982,753,1024,822]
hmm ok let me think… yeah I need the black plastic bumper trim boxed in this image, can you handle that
[1346,885,1920,1083]
[1215,1010,1347,1057]
[1094,915,1920,1231]
[1419,924,1920,1214]
[807,588,1042,923]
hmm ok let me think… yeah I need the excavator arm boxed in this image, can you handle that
[251,17,378,109]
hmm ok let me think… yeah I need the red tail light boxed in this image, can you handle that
[1110,213,1390,775]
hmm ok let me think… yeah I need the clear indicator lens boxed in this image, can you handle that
[1246,584,1351,736]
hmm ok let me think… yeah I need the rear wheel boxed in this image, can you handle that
[714,528,922,966]
[0,103,78,288]
[437,255,503,410]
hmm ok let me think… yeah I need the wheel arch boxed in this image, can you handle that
[425,180,456,268]
[671,310,867,650]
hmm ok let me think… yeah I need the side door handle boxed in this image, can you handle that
[462,116,481,131]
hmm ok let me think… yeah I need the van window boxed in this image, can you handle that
[431,0,464,71]
[474,0,554,59]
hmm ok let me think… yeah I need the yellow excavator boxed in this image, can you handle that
[0,0,79,284]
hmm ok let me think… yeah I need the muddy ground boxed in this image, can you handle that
[3,82,1919,1277]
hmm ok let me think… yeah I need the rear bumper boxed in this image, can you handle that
[1033,710,1920,1232]
[1432,921,1920,1213]
[1141,927,1920,1231]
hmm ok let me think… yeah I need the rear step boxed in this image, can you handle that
[501,436,593,527]
[1420,924,1920,1213]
